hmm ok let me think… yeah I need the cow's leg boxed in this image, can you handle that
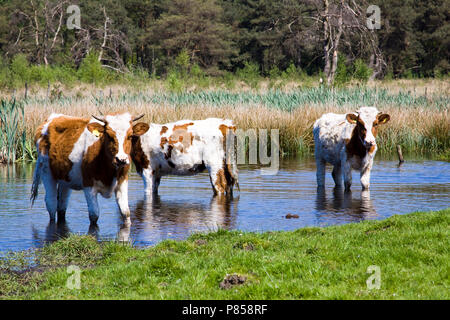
[153,175,161,194]
[316,158,326,188]
[142,168,160,196]
[141,168,152,194]
[207,164,227,195]
[343,160,352,191]
[42,167,57,221]
[332,163,343,187]
[83,188,100,224]
[360,160,373,190]
[115,179,131,226]
[56,184,71,221]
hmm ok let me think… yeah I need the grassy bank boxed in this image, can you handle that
[1,208,449,299]
[0,80,448,162]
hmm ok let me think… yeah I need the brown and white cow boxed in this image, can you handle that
[313,107,390,191]
[131,118,239,197]
[31,112,149,225]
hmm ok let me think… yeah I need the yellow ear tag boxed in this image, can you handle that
[92,129,100,137]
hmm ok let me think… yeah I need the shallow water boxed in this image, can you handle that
[0,158,449,252]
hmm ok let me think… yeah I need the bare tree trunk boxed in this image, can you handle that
[318,0,381,85]
[323,0,331,80]
[99,7,109,62]
[327,2,343,85]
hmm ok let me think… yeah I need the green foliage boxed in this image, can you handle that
[334,54,351,87]
[0,98,26,163]
[77,52,108,84]
[165,69,184,93]
[10,54,30,84]
[174,49,190,76]
[0,0,446,81]
[236,62,260,88]
[281,63,301,80]
[268,66,281,79]
[351,59,373,83]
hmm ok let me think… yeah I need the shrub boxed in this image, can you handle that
[10,54,30,85]
[175,49,190,76]
[0,57,11,88]
[334,54,351,87]
[352,59,373,83]
[165,69,184,92]
[190,64,210,88]
[77,52,108,84]
[236,61,260,88]
[268,66,281,79]
[281,62,301,80]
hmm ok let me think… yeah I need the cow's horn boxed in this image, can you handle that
[92,115,106,124]
[132,114,145,122]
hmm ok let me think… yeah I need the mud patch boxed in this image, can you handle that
[194,239,207,246]
[233,242,255,251]
[219,273,247,290]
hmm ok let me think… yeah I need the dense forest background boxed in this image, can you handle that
[0,0,448,87]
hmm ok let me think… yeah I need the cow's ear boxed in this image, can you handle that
[346,113,358,124]
[87,122,105,137]
[377,113,390,125]
[133,122,149,136]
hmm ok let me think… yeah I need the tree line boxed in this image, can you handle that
[0,0,448,85]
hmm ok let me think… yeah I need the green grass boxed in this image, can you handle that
[1,208,449,299]
[20,86,450,111]
[0,98,31,163]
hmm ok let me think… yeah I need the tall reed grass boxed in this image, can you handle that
[0,99,32,163]
[1,85,448,162]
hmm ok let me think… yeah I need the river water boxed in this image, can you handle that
[0,158,448,252]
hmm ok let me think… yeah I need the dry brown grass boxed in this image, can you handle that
[20,98,448,156]
[1,78,446,158]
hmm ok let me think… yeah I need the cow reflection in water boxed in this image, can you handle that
[32,220,71,245]
[315,188,376,221]
[118,195,238,243]
[32,219,101,246]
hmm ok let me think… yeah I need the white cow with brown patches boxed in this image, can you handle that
[31,112,149,225]
[313,107,390,191]
[131,118,239,197]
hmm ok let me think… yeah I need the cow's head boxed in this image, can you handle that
[346,107,390,150]
[87,113,149,168]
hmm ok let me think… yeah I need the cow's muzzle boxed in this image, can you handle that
[114,156,129,168]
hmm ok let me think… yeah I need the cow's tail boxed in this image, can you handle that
[30,156,42,206]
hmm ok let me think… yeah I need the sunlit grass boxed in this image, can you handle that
[1,209,448,299]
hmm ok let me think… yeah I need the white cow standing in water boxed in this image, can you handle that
[313,106,390,191]
[131,118,239,197]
